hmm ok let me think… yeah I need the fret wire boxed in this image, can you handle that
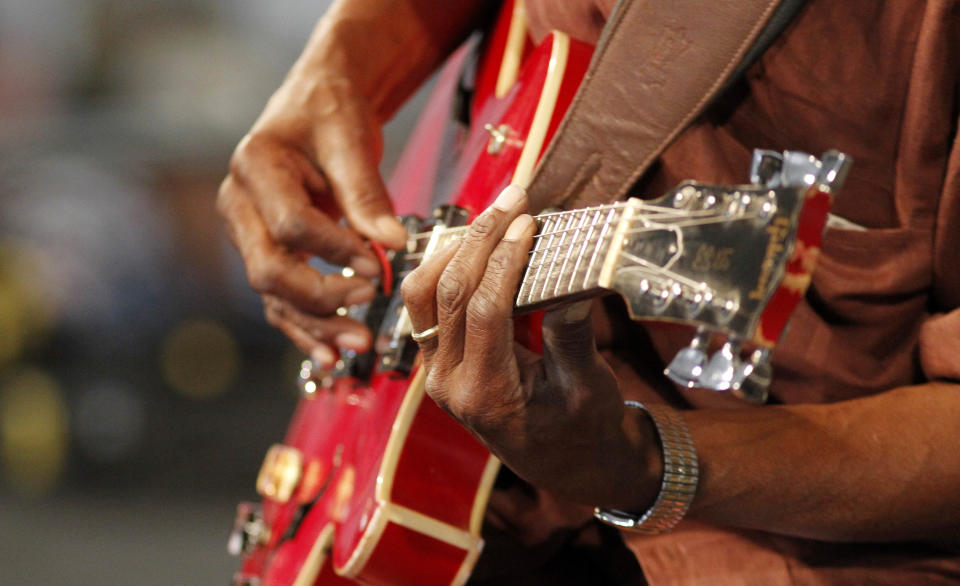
[524,215,555,304]
[536,215,564,302]
[554,210,589,298]
[584,207,620,289]
[539,212,575,301]
[550,212,579,299]
[403,201,631,247]
[568,209,602,294]
[403,198,748,247]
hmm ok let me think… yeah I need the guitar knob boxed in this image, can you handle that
[731,348,772,404]
[228,502,268,556]
[298,359,333,397]
[664,329,710,388]
[698,339,742,391]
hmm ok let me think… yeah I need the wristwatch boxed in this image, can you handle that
[594,401,699,534]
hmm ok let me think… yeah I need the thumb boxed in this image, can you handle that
[541,300,603,380]
[314,104,408,249]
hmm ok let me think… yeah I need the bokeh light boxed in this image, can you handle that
[0,368,69,495]
[160,318,239,400]
[0,243,56,368]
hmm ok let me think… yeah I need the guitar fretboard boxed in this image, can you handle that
[405,203,629,310]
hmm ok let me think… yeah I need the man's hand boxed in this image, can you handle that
[218,66,406,365]
[401,185,662,511]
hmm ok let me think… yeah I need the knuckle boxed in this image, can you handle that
[400,270,428,307]
[216,178,241,224]
[424,371,452,409]
[466,290,503,325]
[248,256,282,293]
[486,246,513,279]
[216,177,232,206]
[229,133,262,179]
[263,306,280,326]
[467,211,499,240]
[272,208,308,245]
[445,392,497,435]
[436,268,471,314]
[351,183,386,211]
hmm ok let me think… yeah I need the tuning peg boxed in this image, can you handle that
[698,339,743,391]
[750,149,784,186]
[665,329,711,388]
[816,150,852,192]
[730,349,772,404]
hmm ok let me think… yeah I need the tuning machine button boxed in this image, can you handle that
[665,329,711,388]
[228,502,269,557]
[730,348,772,404]
[698,339,743,391]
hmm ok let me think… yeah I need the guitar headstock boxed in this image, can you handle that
[601,150,851,400]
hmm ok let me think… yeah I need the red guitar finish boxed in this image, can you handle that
[234,3,593,585]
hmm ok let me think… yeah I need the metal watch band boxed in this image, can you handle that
[594,401,699,534]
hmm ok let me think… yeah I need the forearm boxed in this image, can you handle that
[294,0,490,123]
[681,383,960,543]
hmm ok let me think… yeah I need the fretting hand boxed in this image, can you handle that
[401,185,662,511]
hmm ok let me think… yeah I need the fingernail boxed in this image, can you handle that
[504,214,534,241]
[351,254,380,278]
[311,346,335,368]
[492,184,526,212]
[344,283,376,306]
[336,332,368,351]
[375,216,408,248]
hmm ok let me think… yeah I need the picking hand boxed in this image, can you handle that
[218,64,407,365]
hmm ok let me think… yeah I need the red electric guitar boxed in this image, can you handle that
[229,2,850,585]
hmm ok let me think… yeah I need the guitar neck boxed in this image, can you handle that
[408,202,628,311]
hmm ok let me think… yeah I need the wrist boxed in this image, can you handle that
[297,0,482,122]
[610,402,663,512]
[595,402,699,534]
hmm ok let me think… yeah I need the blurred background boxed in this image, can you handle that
[0,1,427,583]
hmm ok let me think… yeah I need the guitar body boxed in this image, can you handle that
[234,4,593,585]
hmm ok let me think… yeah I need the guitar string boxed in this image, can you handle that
[396,203,765,304]
[402,204,752,249]
[401,209,753,263]
[402,188,768,244]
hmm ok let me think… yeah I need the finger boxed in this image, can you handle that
[230,134,382,277]
[463,214,537,380]
[435,185,529,368]
[401,240,461,367]
[264,295,372,352]
[313,102,408,250]
[218,177,376,315]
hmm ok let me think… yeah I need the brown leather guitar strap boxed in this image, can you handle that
[526,0,806,211]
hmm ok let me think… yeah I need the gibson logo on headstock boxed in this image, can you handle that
[748,216,792,300]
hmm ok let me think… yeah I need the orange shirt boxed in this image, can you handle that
[598,0,960,582]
